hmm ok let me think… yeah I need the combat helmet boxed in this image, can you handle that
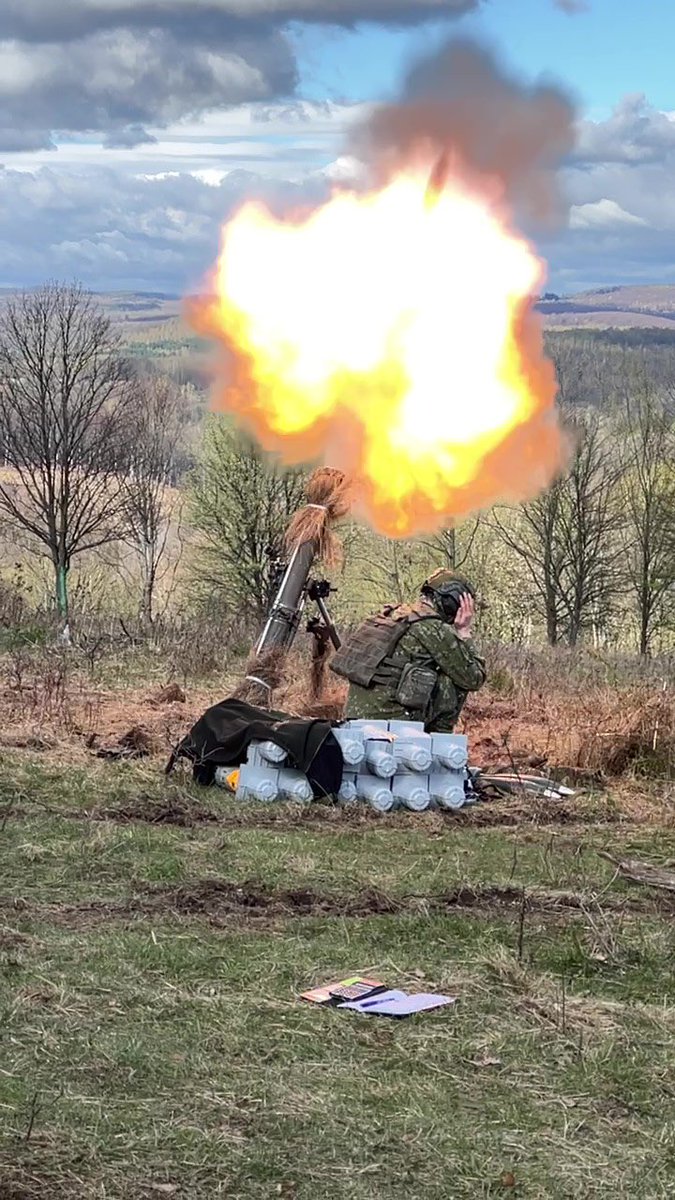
[421,568,475,622]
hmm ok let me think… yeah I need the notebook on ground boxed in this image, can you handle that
[339,990,457,1017]
[300,975,386,1006]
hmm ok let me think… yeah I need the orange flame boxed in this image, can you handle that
[192,160,565,537]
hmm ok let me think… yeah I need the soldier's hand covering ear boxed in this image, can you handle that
[454,593,475,639]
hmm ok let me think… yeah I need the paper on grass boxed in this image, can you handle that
[340,990,457,1016]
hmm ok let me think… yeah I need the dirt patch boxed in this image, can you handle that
[147,880,401,918]
[94,724,159,761]
[0,928,29,952]
[0,1185,46,1200]
[0,881,400,928]
[9,790,656,834]
[80,797,622,833]
[3,878,673,932]
[0,1171,75,1200]
[90,795,221,828]
[147,683,186,707]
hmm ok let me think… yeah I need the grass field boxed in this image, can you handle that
[1,754,674,1200]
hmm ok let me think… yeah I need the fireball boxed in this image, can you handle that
[192,160,565,536]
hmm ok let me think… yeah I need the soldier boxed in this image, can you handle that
[330,569,486,732]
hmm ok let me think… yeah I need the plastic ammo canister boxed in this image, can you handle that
[357,776,396,813]
[392,775,431,811]
[235,763,280,803]
[246,741,287,768]
[428,772,466,810]
[257,740,287,765]
[337,773,358,804]
[390,731,433,773]
[277,769,313,803]
[363,739,397,779]
[357,725,396,778]
[332,726,366,768]
[431,733,468,771]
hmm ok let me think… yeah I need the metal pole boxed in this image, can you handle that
[255,539,318,656]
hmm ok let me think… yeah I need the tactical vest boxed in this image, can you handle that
[330,604,433,688]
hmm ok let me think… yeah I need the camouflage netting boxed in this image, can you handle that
[232,468,352,711]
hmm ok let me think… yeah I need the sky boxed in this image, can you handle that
[0,0,674,295]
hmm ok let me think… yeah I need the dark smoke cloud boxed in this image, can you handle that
[350,39,576,224]
[0,2,479,43]
[0,0,478,151]
[103,126,158,150]
[0,28,298,140]
[0,128,56,153]
[0,3,583,152]
[554,0,588,12]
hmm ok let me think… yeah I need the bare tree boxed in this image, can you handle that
[0,284,131,630]
[619,378,675,654]
[352,535,428,605]
[119,373,187,626]
[493,410,625,646]
[556,411,626,645]
[421,518,482,574]
[189,418,307,618]
[492,482,567,645]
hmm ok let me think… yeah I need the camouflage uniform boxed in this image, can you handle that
[338,597,486,733]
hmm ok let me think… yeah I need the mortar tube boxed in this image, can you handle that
[255,539,317,656]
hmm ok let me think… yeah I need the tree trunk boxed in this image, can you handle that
[639,599,650,657]
[55,560,69,621]
[139,579,154,628]
[54,560,72,645]
[545,603,558,646]
[543,561,558,646]
[139,544,156,628]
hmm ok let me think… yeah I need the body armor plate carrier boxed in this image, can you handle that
[330,604,440,714]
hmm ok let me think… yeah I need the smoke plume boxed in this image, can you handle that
[350,39,575,226]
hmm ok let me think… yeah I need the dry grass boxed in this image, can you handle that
[0,748,674,1199]
[0,638,671,816]
[462,646,674,784]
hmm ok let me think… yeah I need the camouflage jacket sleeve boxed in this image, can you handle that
[408,620,487,691]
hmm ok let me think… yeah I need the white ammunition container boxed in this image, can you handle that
[390,732,433,773]
[428,773,466,810]
[364,740,397,779]
[235,763,280,803]
[246,740,287,768]
[355,725,397,778]
[277,769,312,803]
[387,720,425,734]
[431,733,468,771]
[337,773,358,804]
[333,726,366,768]
[392,775,431,812]
[357,777,396,812]
[258,740,287,765]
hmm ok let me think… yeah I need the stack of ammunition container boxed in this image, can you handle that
[216,719,473,811]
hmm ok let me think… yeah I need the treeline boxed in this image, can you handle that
[0,285,673,657]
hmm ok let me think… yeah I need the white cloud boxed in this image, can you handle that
[569,199,648,231]
[0,100,360,182]
[314,155,366,185]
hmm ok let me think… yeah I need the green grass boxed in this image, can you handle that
[1,755,674,1199]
